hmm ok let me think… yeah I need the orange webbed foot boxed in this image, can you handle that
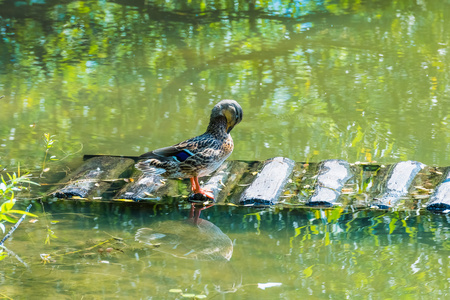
[189,188,215,202]
[196,188,214,200]
[189,177,215,202]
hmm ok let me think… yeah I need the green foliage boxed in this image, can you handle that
[40,133,58,177]
[0,166,39,230]
[44,226,58,245]
[0,251,7,262]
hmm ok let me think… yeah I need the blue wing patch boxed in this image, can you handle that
[172,149,194,162]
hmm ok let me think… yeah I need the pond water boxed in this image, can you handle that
[1,0,450,298]
[1,201,450,299]
[1,0,450,168]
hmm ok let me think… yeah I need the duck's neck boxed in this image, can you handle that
[206,116,229,138]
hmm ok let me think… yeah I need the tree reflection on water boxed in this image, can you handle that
[1,0,450,168]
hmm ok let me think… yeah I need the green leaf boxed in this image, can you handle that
[7,210,38,218]
[303,265,314,278]
[0,251,8,261]
[1,214,17,223]
[0,200,15,213]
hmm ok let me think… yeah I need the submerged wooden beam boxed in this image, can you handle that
[45,155,450,212]
[201,160,248,203]
[238,157,295,206]
[113,172,178,201]
[52,156,135,199]
[306,159,354,207]
[372,160,426,209]
[114,160,249,202]
[427,168,450,212]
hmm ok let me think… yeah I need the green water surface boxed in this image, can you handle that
[2,202,450,299]
[1,0,450,167]
[1,0,450,298]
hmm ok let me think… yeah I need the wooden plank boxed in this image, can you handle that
[427,167,450,212]
[115,160,249,202]
[372,160,426,209]
[52,156,135,199]
[113,171,178,201]
[201,160,249,203]
[306,159,354,207]
[277,162,309,204]
[46,155,450,211]
[238,157,295,206]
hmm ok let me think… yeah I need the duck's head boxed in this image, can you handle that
[210,100,243,134]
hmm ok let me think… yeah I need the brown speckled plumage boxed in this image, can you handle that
[135,100,243,200]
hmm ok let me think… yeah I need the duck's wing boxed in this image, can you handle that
[139,145,194,163]
[136,135,227,177]
[136,144,192,175]
[139,135,210,163]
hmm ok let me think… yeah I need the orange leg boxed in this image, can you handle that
[193,203,214,224]
[190,176,214,200]
[190,177,197,192]
[189,203,215,225]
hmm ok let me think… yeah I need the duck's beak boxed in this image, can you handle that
[223,108,235,133]
[227,124,234,134]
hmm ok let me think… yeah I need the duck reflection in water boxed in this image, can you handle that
[135,204,233,261]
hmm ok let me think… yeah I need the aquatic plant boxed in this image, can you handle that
[0,166,38,231]
[0,165,39,262]
[40,133,57,177]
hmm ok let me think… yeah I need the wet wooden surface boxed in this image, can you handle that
[238,157,295,206]
[306,160,353,207]
[426,168,450,212]
[114,172,177,201]
[202,160,249,203]
[52,156,135,199]
[43,155,450,213]
[372,161,425,209]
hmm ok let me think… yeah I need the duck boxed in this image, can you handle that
[135,100,243,200]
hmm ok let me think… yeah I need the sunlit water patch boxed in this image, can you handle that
[1,0,450,168]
